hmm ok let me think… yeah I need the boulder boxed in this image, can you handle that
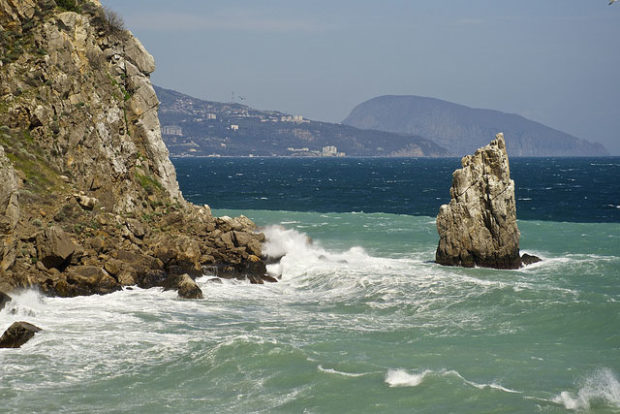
[0,321,42,348]
[111,250,165,288]
[436,133,522,269]
[521,253,542,266]
[151,234,202,276]
[36,226,77,269]
[0,290,11,312]
[125,218,146,239]
[162,273,203,299]
[74,194,97,210]
[64,266,120,296]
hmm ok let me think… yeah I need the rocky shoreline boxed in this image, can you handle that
[0,0,275,309]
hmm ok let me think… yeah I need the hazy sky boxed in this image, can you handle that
[102,0,620,154]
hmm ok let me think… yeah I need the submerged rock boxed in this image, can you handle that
[0,321,42,348]
[436,133,522,269]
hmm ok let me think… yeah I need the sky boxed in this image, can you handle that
[102,0,620,154]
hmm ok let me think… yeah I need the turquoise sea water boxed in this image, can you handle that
[1,158,619,413]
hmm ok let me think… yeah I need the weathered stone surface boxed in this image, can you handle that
[521,253,542,266]
[125,218,146,239]
[151,234,202,276]
[0,144,19,273]
[36,226,77,270]
[436,133,522,269]
[0,0,270,295]
[75,194,97,210]
[0,321,41,348]
[162,273,203,299]
[42,265,121,297]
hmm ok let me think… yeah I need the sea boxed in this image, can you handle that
[1,157,619,413]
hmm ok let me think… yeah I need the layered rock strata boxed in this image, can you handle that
[436,133,522,269]
[0,0,272,296]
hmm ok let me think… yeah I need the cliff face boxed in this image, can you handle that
[435,133,522,269]
[1,0,180,209]
[0,0,270,295]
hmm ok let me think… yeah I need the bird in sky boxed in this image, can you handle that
[611,0,618,5]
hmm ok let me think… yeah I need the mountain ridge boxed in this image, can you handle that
[154,86,449,157]
[343,95,608,157]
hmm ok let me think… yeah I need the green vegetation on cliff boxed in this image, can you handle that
[0,0,272,297]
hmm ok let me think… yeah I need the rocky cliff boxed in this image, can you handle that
[0,0,271,296]
[435,133,523,269]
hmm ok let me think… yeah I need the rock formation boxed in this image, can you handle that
[0,0,272,297]
[0,321,42,348]
[162,273,203,299]
[0,290,11,311]
[435,133,522,269]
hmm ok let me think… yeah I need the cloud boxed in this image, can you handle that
[127,9,333,33]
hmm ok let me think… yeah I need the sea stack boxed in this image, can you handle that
[436,133,522,269]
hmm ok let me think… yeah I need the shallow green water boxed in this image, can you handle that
[1,211,618,413]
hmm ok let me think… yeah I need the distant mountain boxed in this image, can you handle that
[343,95,608,157]
[154,87,448,157]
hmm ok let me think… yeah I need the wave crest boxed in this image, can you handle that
[552,368,620,410]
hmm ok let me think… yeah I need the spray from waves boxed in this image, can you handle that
[0,289,43,319]
[385,368,521,394]
[261,225,414,284]
[552,368,620,410]
[385,369,433,387]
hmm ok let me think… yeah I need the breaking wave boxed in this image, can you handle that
[385,368,520,394]
[552,368,620,410]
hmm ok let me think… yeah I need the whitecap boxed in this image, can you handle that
[317,365,370,378]
[385,368,432,387]
[384,368,521,393]
[552,368,620,410]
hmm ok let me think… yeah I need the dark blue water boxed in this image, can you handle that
[172,157,620,223]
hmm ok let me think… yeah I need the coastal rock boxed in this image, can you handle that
[0,290,11,311]
[151,234,202,276]
[162,273,203,299]
[36,226,77,270]
[436,133,522,269]
[66,266,120,295]
[0,321,41,348]
[521,253,542,266]
[0,144,19,273]
[75,194,97,210]
[0,0,270,296]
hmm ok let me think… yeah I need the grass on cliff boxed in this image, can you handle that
[0,128,63,193]
[135,170,165,195]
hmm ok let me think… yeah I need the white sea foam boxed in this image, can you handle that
[385,368,521,393]
[385,369,432,387]
[317,365,370,377]
[552,368,620,410]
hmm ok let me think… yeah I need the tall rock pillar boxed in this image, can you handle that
[436,133,522,269]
